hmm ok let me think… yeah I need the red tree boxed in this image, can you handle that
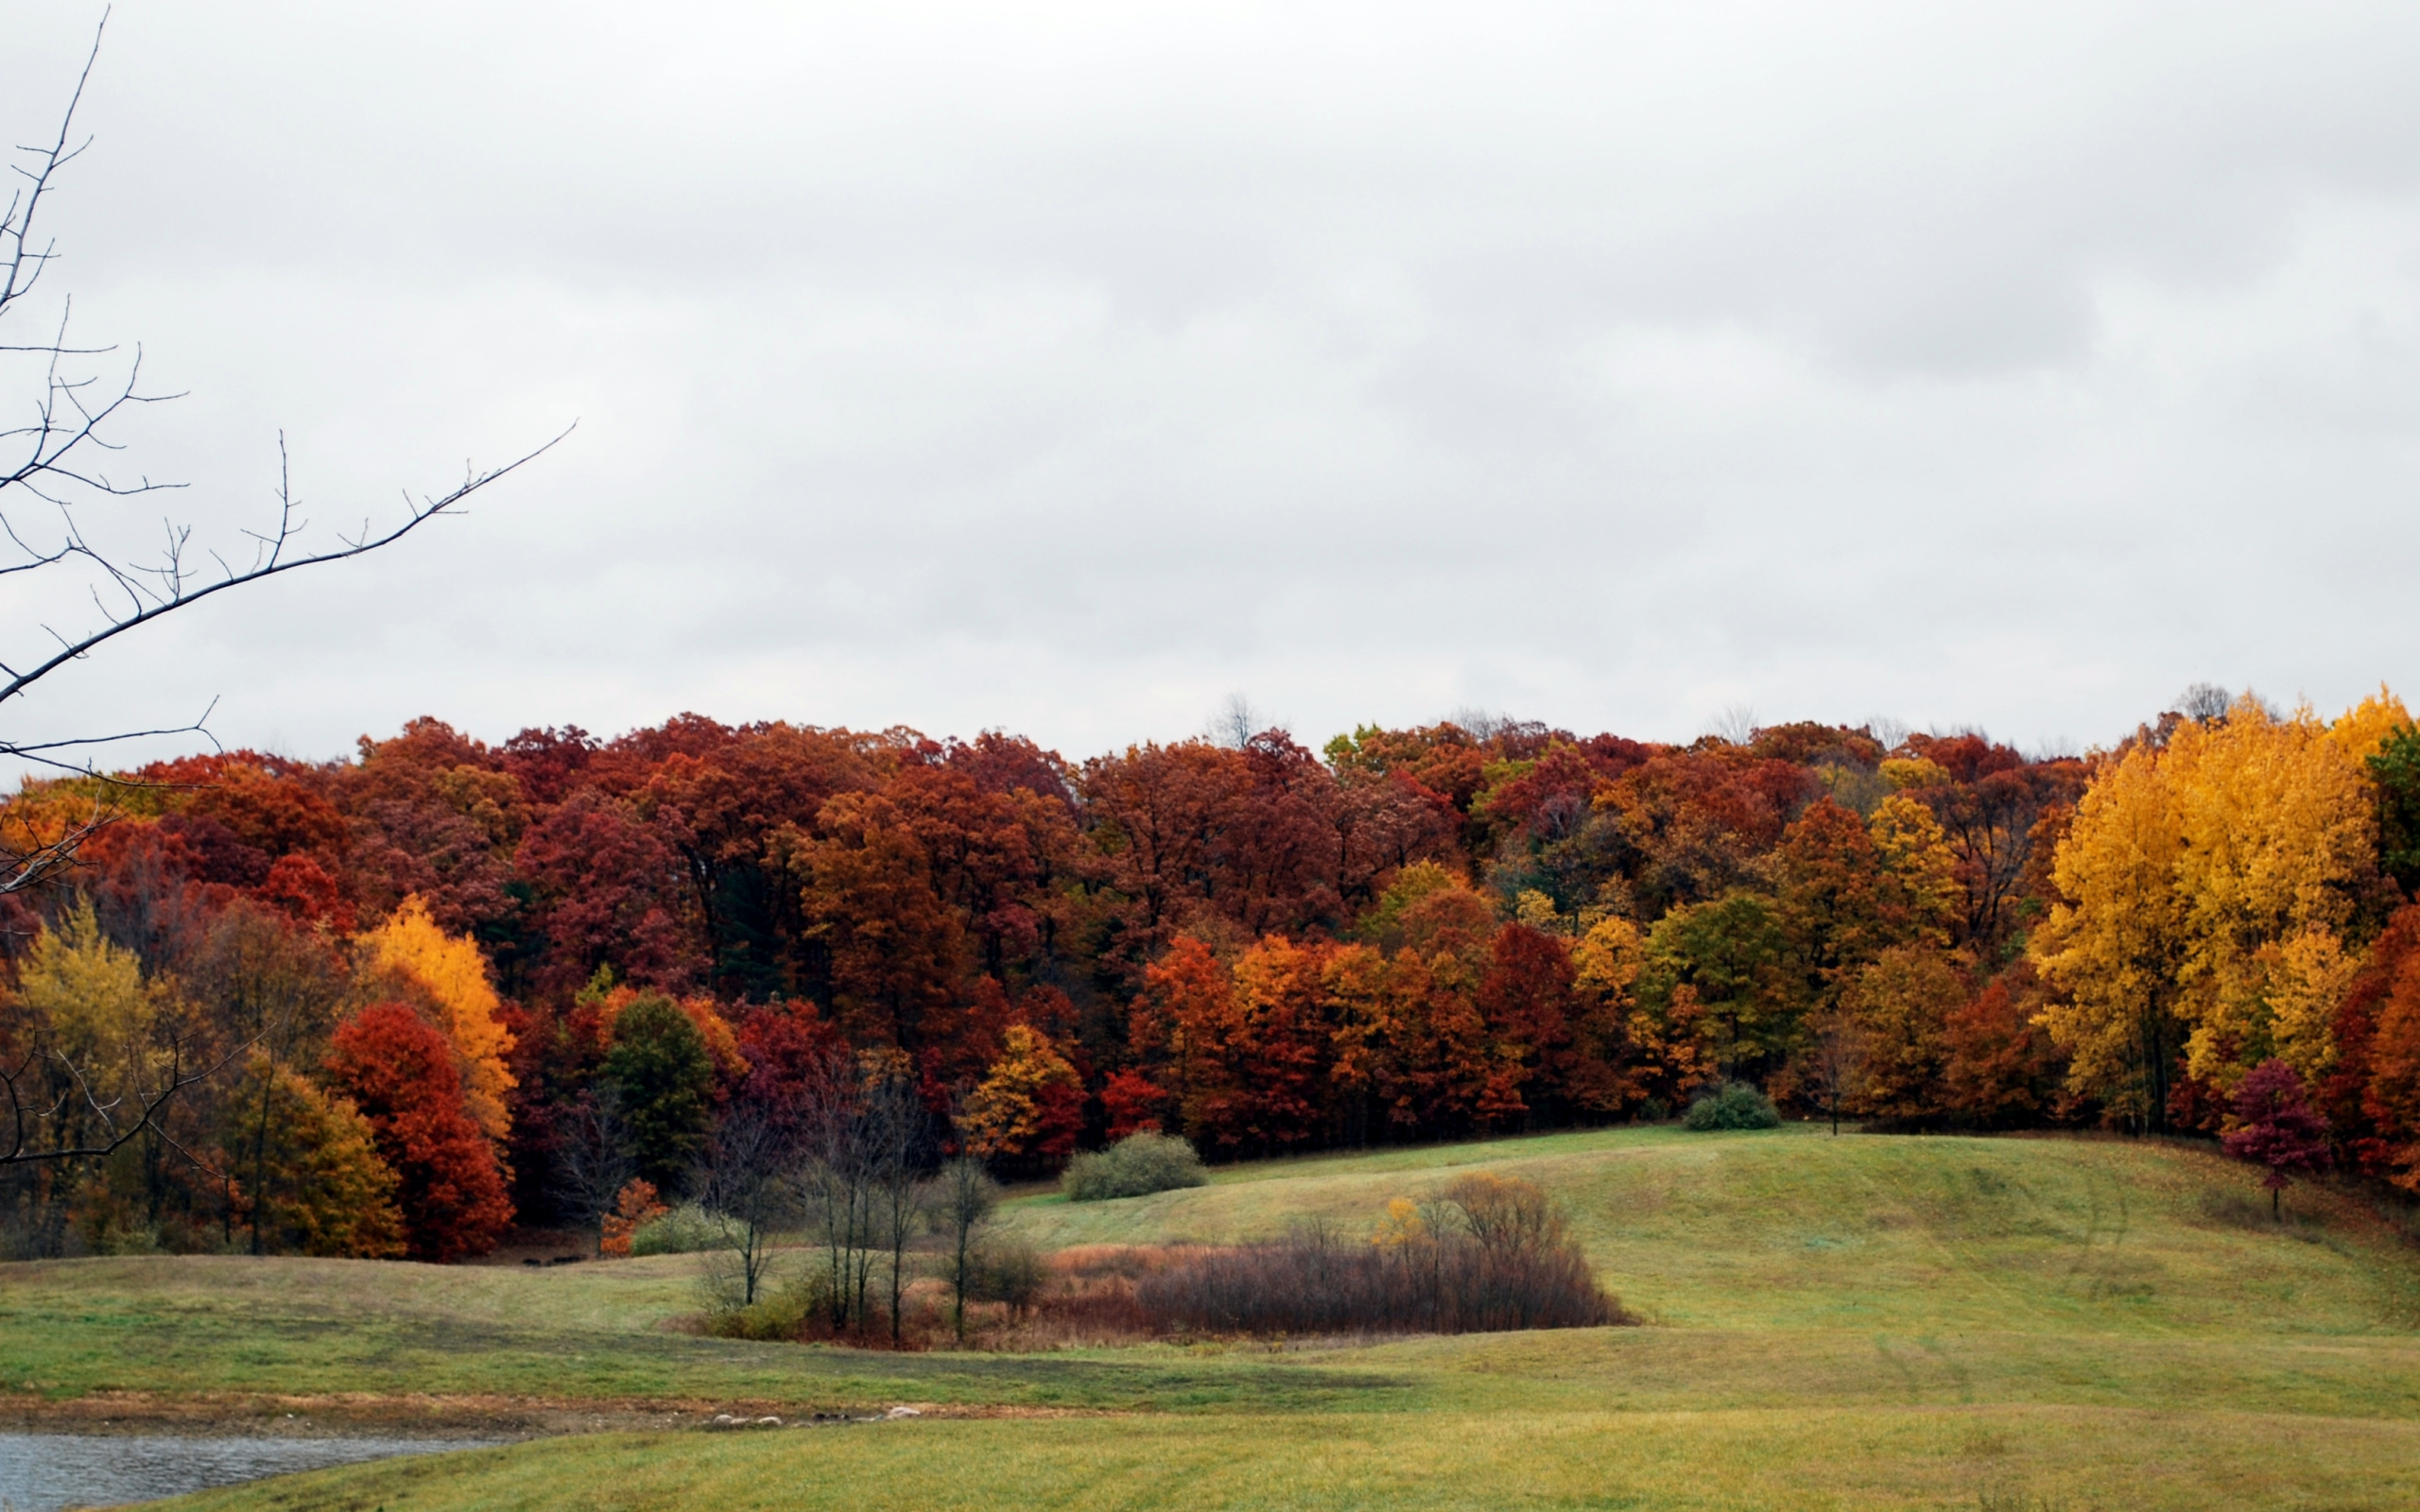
[2364,930,2420,1193]
[1099,1068,1167,1140]
[516,788,693,995]
[2222,1059,2333,1219]
[326,1003,515,1260]
[1941,965,2063,1126]
[1477,923,1579,1123]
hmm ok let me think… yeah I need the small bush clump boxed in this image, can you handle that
[1685,1082,1781,1131]
[967,1235,1046,1314]
[629,1202,721,1255]
[704,1281,814,1341]
[1131,1174,1623,1336]
[1063,1131,1209,1202]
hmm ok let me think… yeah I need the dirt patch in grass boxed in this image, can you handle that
[0,1389,1134,1438]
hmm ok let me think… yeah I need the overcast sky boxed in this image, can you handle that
[4,2,2417,768]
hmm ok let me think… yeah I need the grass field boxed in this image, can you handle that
[9,1124,2418,1508]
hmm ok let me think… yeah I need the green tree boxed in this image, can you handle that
[1842,943,1970,1123]
[1637,892,1794,1078]
[2368,722,2420,895]
[601,994,716,1193]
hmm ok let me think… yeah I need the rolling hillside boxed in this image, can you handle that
[7,1125,2410,1510]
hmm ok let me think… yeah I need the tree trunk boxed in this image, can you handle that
[953,1225,969,1343]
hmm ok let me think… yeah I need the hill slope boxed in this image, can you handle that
[10,1126,2411,1510]
[1006,1124,2420,1335]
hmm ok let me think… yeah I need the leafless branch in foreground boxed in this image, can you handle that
[0,14,566,804]
[0,13,565,1161]
[0,1024,240,1166]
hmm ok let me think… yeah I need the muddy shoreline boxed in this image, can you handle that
[0,1392,1096,1438]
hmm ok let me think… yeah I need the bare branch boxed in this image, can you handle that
[0,423,571,713]
[0,10,565,1171]
[0,1024,247,1167]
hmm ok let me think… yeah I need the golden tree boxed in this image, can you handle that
[2035,695,2389,1127]
[958,1024,1081,1161]
[220,1056,403,1258]
[2032,742,2187,1127]
[2166,699,2374,1091]
[357,897,518,1140]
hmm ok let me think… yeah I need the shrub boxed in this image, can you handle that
[968,1235,1046,1314]
[1129,1175,1622,1337]
[629,1202,721,1256]
[1063,1131,1209,1202]
[1685,1082,1781,1131]
[705,1280,814,1341]
[1136,1227,1616,1336]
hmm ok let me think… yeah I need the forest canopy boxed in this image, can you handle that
[9,688,2420,1260]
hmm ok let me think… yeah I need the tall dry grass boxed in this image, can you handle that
[1019,1176,1627,1340]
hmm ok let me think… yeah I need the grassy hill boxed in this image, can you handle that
[9,1125,2415,1509]
[1006,1124,2420,1334]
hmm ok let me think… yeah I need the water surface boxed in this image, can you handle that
[0,1432,494,1510]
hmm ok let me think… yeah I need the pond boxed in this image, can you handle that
[0,1432,496,1510]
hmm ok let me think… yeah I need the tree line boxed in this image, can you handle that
[5,685,2418,1259]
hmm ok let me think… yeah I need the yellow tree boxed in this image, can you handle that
[220,1055,404,1258]
[1867,794,1962,945]
[957,1023,1081,1163]
[2035,694,2388,1129]
[2165,699,2374,1091]
[2031,744,2187,1129]
[2326,685,2411,768]
[1570,915,1645,1002]
[357,896,516,1140]
[2259,928,2361,1085]
[15,902,174,1122]
[1571,915,1707,1111]
[9,901,234,1245]
[1322,941,1394,1144]
[12,900,197,1181]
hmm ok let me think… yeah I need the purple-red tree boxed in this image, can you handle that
[2221,1058,2333,1219]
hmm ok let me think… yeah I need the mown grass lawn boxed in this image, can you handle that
[6,1124,2413,1509]
[159,1406,2420,1512]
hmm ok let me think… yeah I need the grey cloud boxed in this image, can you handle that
[2,1,2417,770]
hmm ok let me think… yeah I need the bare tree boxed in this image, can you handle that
[793,1052,877,1335]
[2175,682,2234,725]
[552,1089,638,1256]
[1206,693,1266,749]
[1799,1010,1869,1137]
[1708,703,1759,747]
[861,1071,928,1346]
[932,1154,999,1344]
[789,1052,931,1341]
[0,18,561,1166]
[699,1098,794,1310]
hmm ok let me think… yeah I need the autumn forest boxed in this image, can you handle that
[9,687,2420,1264]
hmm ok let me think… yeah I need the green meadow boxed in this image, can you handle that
[9,1124,2417,1509]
